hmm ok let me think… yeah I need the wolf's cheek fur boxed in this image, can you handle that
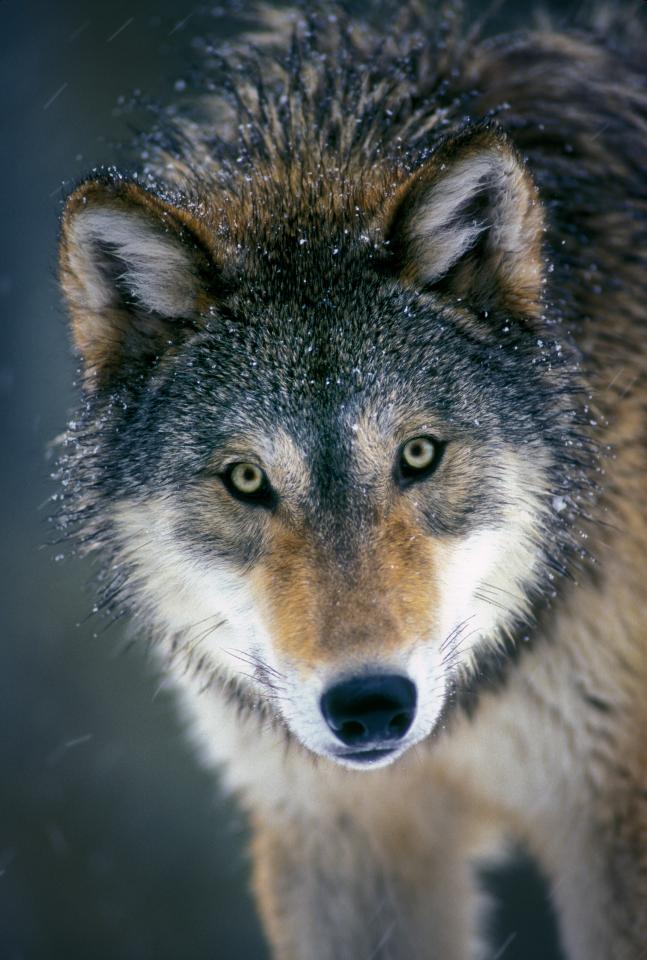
[433,451,548,672]
[112,499,276,676]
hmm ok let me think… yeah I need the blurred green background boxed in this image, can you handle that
[0,1,592,957]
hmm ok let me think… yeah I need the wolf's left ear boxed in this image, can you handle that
[385,125,544,317]
[59,177,220,386]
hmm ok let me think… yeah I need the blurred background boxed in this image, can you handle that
[1,1,593,957]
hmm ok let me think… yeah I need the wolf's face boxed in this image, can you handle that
[59,126,575,768]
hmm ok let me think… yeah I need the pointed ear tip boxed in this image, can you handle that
[442,124,536,183]
[437,120,513,155]
[60,178,128,246]
[61,173,174,229]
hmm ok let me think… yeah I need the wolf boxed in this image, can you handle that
[56,2,647,957]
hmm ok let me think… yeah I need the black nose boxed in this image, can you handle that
[320,675,417,747]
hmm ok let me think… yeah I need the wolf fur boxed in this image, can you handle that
[56,2,647,957]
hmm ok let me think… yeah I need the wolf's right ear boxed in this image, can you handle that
[384,125,544,319]
[59,177,221,386]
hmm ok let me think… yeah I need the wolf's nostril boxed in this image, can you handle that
[388,712,411,737]
[340,720,367,743]
[320,674,417,748]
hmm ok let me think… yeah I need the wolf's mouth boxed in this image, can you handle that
[334,747,398,765]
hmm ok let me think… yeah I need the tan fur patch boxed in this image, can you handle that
[251,500,439,671]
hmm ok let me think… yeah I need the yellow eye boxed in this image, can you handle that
[401,437,436,471]
[229,462,265,495]
[397,436,444,487]
[223,461,274,508]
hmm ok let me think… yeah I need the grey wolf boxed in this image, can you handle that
[56,2,647,957]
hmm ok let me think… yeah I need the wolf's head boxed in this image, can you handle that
[58,124,583,769]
